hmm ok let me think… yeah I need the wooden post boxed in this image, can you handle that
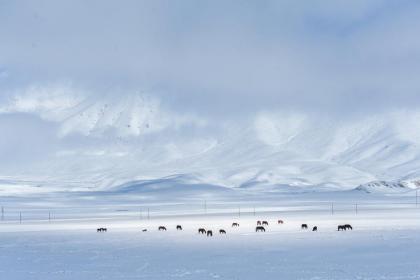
[1,206,3,221]
[331,203,334,215]
[204,200,207,214]
[48,211,51,223]
[19,212,22,224]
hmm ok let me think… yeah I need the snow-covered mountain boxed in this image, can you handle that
[1,87,420,194]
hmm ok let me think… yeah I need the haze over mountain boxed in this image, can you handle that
[1,1,420,194]
[1,88,420,194]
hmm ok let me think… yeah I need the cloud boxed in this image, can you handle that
[1,0,420,116]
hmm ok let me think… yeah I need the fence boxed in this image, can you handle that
[0,197,419,224]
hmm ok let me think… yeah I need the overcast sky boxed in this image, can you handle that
[1,0,420,115]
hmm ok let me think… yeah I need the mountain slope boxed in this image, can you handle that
[1,90,420,193]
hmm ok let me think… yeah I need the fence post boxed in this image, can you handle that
[19,212,22,224]
[1,206,3,221]
[49,211,51,223]
[331,203,334,215]
[204,200,207,214]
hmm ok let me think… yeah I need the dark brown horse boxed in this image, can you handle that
[278,220,284,224]
[301,224,308,230]
[158,226,167,231]
[312,226,318,232]
[176,225,182,230]
[207,230,213,237]
[257,221,262,225]
[262,221,269,226]
[256,226,266,232]
[198,228,206,234]
[219,229,226,234]
[338,225,346,231]
[232,223,240,227]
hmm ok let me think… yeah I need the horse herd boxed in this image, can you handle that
[96,219,353,235]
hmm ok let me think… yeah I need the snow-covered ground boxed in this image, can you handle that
[1,191,420,280]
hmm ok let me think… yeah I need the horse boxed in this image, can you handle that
[256,226,266,232]
[207,230,213,237]
[301,224,308,230]
[338,225,346,231]
[344,224,353,230]
[158,226,167,231]
[97,228,107,232]
[278,220,284,224]
[198,228,206,234]
[176,225,182,231]
[262,221,269,226]
[219,229,226,234]
[142,229,147,232]
[312,226,318,232]
[232,223,240,227]
[257,221,262,225]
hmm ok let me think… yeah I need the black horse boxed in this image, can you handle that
[158,226,167,231]
[207,230,213,237]
[97,228,107,232]
[142,229,147,232]
[232,222,240,227]
[262,221,269,226]
[301,224,308,230]
[176,225,182,231]
[219,229,226,234]
[256,226,266,232]
[257,221,262,225]
[198,228,206,234]
[338,225,346,231]
[344,224,353,230]
[312,226,318,232]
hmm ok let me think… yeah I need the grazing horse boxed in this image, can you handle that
[232,223,240,227]
[198,228,206,234]
[262,221,269,226]
[278,220,284,224]
[338,225,346,231]
[256,226,266,232]
[257,221,262,225]
[312,226,318,232]
[176,225,182,231]
[219,229,226,234]
[142,229,147,232]
[158,226,167,231]
[344,224,353,230]
[207,230,213,237]
[301,224,308,230]
[97,228,107,232]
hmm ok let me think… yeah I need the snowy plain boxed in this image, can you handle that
[1,190,420,280]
